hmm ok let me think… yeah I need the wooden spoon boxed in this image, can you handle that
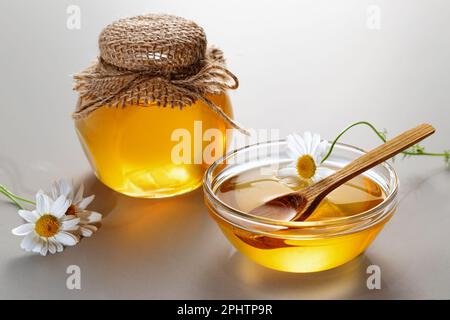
[249,124,435,221]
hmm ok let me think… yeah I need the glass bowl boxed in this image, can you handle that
[203,140,399,273]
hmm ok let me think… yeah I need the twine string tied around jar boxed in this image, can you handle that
[72,14,248,135]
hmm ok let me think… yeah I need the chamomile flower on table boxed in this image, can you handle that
[1,179,103,256]
[278,131,332,184]
[51,179,102,238]
[11,192,80,256]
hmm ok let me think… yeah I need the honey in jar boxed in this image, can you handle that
[73,14,240,198]
[75,94,232,197]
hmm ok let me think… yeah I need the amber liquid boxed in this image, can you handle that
[75,94,232,198]
[213,166,392,272]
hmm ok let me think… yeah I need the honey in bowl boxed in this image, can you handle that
[204,141,398,273]
[216,167,385,222]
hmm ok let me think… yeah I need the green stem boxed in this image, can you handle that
[0,185,35,210]
[402,151,447,157]
[0,188,24,209]
[321,121,448,164]
[321,121,386,163]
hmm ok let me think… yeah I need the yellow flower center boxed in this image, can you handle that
[35,214,60,238]
[296,154,316,179]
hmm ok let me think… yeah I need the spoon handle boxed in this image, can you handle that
[303,123,435,200]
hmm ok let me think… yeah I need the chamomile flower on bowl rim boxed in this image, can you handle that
[278,131,330,183]
[11,192,80,256]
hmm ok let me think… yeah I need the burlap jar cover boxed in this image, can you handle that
[73,14,246,133]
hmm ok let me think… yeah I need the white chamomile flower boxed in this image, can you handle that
[278,131,330,183]
[51,179,102,237]
[11,192,80,256]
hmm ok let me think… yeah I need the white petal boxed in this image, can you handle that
[56,242,64,252]
[88,211,102,223]
[316,140,329,162]
[18,210,38,223]
[310,133,321,157]
[48,240,56,254]
[312,167,334,183]
[77,195,95,210]
[51,181,60,200]
[51,195,71,218]
[286,149,299,160]
[80,227,94,237]
[40,240,48,256]
[73,184,84,204]
[294,133,308,153]
[278,167,298,178]
[78,211,102,223]
[61,217,80,229]
[75,211,91,219]
[303,132,313,153]
[287,134,306,155]
[310,141,323,163]
[20,233,38,251]
[36,193,52,215]
[286,135,300,155]
[65,226,79,232]
[50,238,64,252]
[58,179,73,198]
[12,223,34,236]
[54,231,79,246]
[84,224,98,231]
[32,238,44,253]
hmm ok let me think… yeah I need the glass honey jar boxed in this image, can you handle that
[73,14,241,198]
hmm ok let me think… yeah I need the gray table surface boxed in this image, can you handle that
[1,0,449,299]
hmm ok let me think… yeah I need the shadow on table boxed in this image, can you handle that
[398,166,450,203]
[2,174,397,298]
[202,250,391,299]
[3,178,211,298]
[71,174,211,260]
[77,174,118,217]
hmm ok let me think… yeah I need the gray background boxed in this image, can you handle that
[0,0,449,299]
